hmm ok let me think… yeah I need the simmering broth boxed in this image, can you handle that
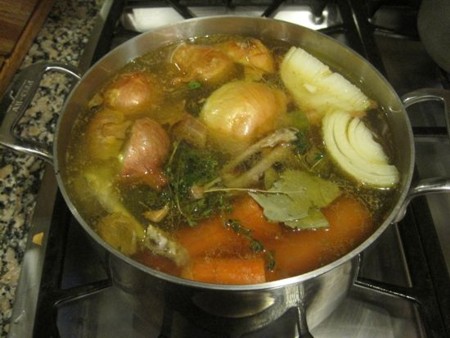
[66,34,399,284]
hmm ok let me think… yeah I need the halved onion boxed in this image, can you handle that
[322,111,399,187]
[280,47,371,122]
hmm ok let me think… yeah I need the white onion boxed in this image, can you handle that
[200,80,287,153]
[280,47,371,122]
[322,111,399,187]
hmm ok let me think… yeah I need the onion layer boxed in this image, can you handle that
[280,47,371,122]
[322,111,399,187]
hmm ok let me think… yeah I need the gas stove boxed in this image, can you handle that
[8,1,450,337]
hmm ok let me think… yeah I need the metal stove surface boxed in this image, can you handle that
[120,1,340,32]
[8,0,450,337]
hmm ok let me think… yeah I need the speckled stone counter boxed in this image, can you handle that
[0,1,100,335]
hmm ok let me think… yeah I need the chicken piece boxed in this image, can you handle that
[83,166,187,264]
[170,43,236,85]
[216,37,275,74]
[103,71,164,115]
[85,108,131,161]
[171,114,208,148]
[120,118,171,190]
[221,128,298,188]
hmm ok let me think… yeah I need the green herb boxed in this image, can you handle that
[249,170,341,229]
[187,81,202,89]
[289,110,309,131]
[225,219,276,271]
[165,141,232,226]
[293,130,310,155]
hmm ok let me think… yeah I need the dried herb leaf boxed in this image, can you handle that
[249,170,340,229]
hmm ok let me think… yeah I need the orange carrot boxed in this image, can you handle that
[174,215,247,257]
[266,230,327,279]
[266,195,373,279]
[174,196,281,258]
[321,194,373,249]
[182,256,266,284]
[229,195,282,241]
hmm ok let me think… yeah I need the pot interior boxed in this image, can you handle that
[54,16,414,289]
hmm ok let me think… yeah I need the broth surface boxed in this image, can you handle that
[66,34,399,284]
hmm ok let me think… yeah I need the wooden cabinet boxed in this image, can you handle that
[0,0,54,96]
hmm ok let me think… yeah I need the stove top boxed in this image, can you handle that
[8,0,450,337]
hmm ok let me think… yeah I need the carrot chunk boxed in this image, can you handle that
[266,230,327,279]
[321,194,373,248]
[174,196,281,258]
[174,216,247,257]
[266,195,373,279]
[229,195,282,241]
[182,256,266,284]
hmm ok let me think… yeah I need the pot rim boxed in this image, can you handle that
[54,15,415,291]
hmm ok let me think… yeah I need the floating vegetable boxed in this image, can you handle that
[103,71,164,114]
[322,110,399,187]
[280,47,371,122]
[216,37,275,80]
[200,81,287,153]
[267,194,372,278]
[217,37,275,73]
[85,109,130,161]
[120,118,171,190]
[170,43,236,84]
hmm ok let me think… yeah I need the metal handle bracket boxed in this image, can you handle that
[394,88,450,222]
[0,62,80,162]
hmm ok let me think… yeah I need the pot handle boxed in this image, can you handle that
[394,88,450,222]
[0,62,80,163]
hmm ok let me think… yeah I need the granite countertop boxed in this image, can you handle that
[0,0,101,335]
